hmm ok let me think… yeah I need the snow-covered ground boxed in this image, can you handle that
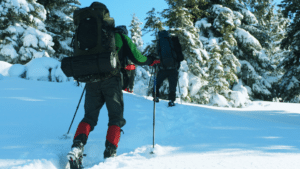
[1,72,300,169]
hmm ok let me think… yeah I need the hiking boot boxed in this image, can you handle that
[153,97,159,102]
[168,100,175,107]
[104,125,122,159]
[67,140,84,168]
[104,140,117,159]
[128,88,133,93]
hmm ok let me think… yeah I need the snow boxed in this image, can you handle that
[25,57,67,82]
[22,27,54,49]
[0,57,300,169]
[209,93,230,107]
[0,44,19,60]
[188,74,202,96]
[0,61,12,76]
[212,5,233,15]
[287,76,300,90]
[4,24,25,37]
[195,18,212,29]
[230,80,251,107]
[240,9,258,25]
[10,0,30,13]
[178,71,189,97]
[8,64,26,77]
[0,58,69,82]
[234,28,262,50]
[23,34,39,48]
[1,75,300,168]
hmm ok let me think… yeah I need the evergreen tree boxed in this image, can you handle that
[277,0,300,102]
[198,0,274,101]
[196,3,245,106]
[129,13,144,52]
[128,13,150,95]
[37,0,80,60]
[244,0,289,100]
[0,0,55,64]
[265,9,290,99]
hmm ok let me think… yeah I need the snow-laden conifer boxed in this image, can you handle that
[128,14,150,96]
[37,0,80,60]
[195,0,276,101]
[0,0,55,64]
[277,0,300,102]
[242,0,290,100]
[130,13,144,52]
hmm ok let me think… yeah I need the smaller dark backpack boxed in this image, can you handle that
[157,30,178,69]
[61,2,118,83]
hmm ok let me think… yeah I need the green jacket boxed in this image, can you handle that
[115,33,153,66]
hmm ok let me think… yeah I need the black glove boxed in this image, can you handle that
[147,54,155,64]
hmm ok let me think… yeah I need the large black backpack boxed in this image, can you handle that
[157,30,178,69]
[61,2,118,83]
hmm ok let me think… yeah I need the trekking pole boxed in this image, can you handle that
[63,85,86,139]
[177,80,183,104]
[150,65,157,154]
[148,66,155,95]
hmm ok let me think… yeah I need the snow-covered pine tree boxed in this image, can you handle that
[263,8,289,99]
[243,0,289,100]
[195,2,248,106]
[0,0,55,64]
[196,0,274,101]
[130,13,143,52]
[277,0,300,102]
[37,0,80,60]
[128,13,149,95]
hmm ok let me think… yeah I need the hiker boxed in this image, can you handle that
[153,30,184,107]
[64,2,160,165]
[123,58,136,93]
[114,25,137,93]
[113,25,134,93]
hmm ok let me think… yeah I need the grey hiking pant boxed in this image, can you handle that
[81,76,126,131]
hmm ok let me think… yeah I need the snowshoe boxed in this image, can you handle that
[104,140,117,159]
[153,97,159,103]
[128,88,133,93]
[168,100,175,107]
[67,141,85,169]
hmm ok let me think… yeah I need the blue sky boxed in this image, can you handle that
[79,0,169,50]
[79,0,283,51]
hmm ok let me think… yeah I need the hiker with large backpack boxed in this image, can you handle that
[113,25,136,93]
[61,2,159,168]
[153,30,184,107]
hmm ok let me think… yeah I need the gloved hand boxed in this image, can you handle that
[149,59,161,66]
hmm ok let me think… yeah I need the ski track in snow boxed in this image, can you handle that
[0,77,300,169]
